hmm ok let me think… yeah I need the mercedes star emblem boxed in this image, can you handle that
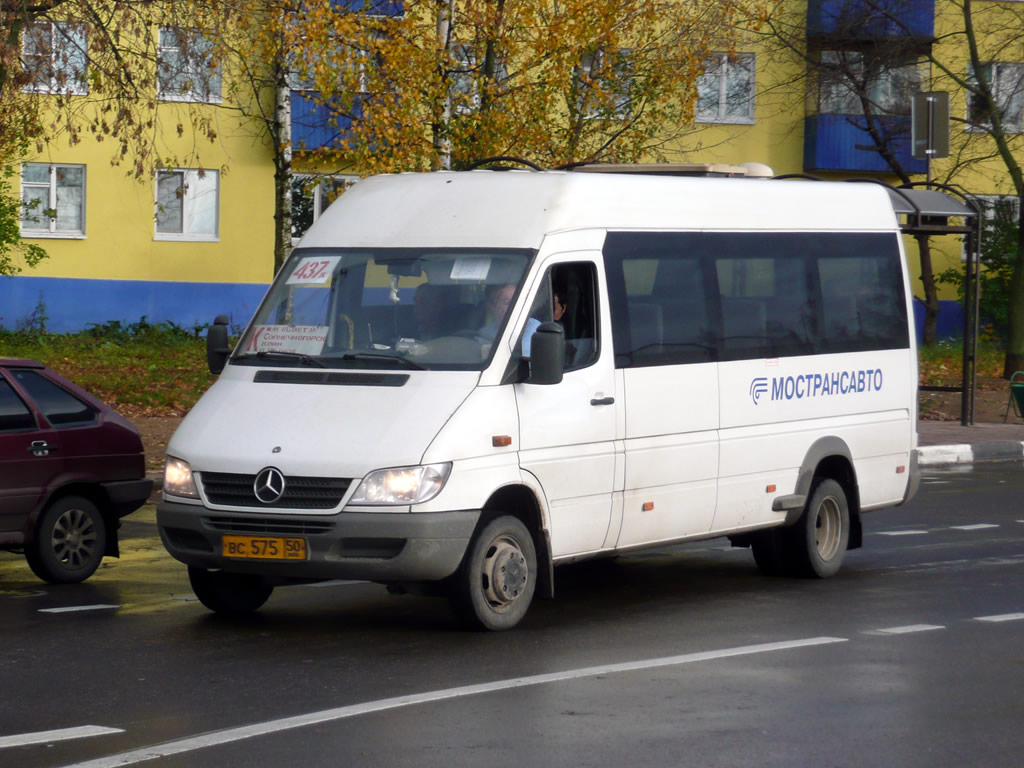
[254,467,286,504]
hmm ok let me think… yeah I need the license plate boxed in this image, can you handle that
[222,535,307,560]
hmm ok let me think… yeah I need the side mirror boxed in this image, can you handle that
[206,315,231,374]
[527,322,564,385]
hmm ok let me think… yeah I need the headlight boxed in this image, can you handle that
[350,463,452,505]
[164,456,199,498]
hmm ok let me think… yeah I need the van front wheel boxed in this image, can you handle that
[188,567,274,616]
[452,516,537,631]
[791,478,850,578]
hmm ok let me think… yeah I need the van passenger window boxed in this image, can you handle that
[603,234,714,368]
[0,377,36,431]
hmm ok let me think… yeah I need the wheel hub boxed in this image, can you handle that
[482,540,528,606]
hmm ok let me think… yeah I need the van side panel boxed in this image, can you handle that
[618,364,719,545]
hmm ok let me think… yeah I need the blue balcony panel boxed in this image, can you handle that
[804,114,927,174]
[331,0,403,15]
[807,0,934,39]
[291,91,362,152]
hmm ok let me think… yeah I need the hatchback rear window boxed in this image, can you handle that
[11,370,96,426]
[0,377,36,431]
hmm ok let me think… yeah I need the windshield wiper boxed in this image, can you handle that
[240,350,327,368]
[336,351,426,370]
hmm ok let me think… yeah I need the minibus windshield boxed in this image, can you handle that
[233,248,534,370]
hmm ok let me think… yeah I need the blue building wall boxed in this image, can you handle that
[0,276,269,334]
[804,114,927,173]
[806,0,934,39]
[913,299,964,344]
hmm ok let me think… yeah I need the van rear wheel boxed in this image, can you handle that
[452,515,537,631]
[188,567,273,616]
[789,478,849,578]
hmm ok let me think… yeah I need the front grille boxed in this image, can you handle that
[203,516,335,535]
[200,472,351,510]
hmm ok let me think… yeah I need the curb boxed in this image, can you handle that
[918,441,1024,467]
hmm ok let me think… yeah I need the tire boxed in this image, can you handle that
[451,516,537,631]
[188,567,274,616]
[26,496,107,584]
[751,528,793,577]
[788,478,850,578]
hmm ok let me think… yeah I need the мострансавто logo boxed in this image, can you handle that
[750,369,883,405]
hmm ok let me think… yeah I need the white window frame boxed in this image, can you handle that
[577,48,632,121]
[967,62,1024,133]
[20,163,87,238]
[696,52,755,125]
[154,169,219,242]
[818,51,921,116]
[21,20,88,96]
[290,174,359,244]
[157,27,222,104]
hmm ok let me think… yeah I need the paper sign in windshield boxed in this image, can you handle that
[450,257,491,281]
[246,325,328,356]
[287,256,341,285]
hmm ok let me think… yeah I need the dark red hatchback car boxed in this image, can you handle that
[0,359,152,583]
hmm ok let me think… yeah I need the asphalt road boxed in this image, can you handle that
[2,462,1023,768]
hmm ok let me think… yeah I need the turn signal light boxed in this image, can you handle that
[896,465,906,474]
[766,484,777,493]
[492,435,512,447]
[642,501,654,511]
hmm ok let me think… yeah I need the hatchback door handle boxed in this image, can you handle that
[590,396,615,406]
[28,441,57,456]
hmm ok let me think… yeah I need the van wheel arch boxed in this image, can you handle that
[790,438,861,551]
[474,484,553,600]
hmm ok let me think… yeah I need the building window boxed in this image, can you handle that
[291,174,359,242]
[963,194,1021,261]
[696,53,755,124]
[20,163,86,237]
[818,51,921,116]
[158,27,221,103]
[577,49,632,120]
[967,62,1024,133]
[155,169,219,241]
[21,20,88,95]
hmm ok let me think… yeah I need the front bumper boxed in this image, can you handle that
[157,500,480,583]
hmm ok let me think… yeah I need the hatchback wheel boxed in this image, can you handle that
[26,496,107,584]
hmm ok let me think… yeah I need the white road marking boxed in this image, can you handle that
[59,636,846,768]
[38,604,119,614]
[975,613,1024,622]
[878,530,928,536]
[0,726,124,749]
[874,624,945,635]
[950,524,999,531]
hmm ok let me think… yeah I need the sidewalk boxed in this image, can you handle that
[918,420,1024,466]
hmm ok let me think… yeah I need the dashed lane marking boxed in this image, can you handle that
[59,636,847,768]
[975,613,1024,622]
[38,604,119,614]
[874,624,945,635]
[0,726,124,749]
[950,524,1000,531]
[878,530,929,536]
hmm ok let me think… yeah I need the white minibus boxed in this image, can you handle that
[158,168,919,630]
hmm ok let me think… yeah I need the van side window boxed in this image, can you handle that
[10,370,96,426]
[522,262,599,371]
[604,231,908,365]
[0,377,36,431]
[603,233,714,368]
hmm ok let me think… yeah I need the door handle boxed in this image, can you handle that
[590,396,615,406]
[27,441,57,456]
